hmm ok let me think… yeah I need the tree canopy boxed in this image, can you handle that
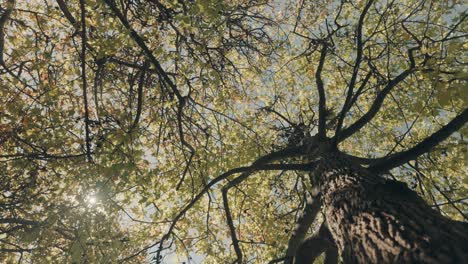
[0,0,466,263]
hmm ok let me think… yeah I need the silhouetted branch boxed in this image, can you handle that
[0,152,87,160]
[103,0,182,101]
[316,44,328,140]
[123,145,312,262]
[337,46,419,142]
[284,195,321,263]
[324,246,339,264]
[56,0,77,25]
[222,184,243,263]
[0,0,14,64]
[294,223,336,264]
[80,0,92,162]
[407,162,468,221]
[130,60,149,131]
[370,108,468,172]
[221,160,319,264]
[334,0,374,145]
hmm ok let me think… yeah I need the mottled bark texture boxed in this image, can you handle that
[312,153,468,263]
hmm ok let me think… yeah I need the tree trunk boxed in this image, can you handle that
[313,153,468,263]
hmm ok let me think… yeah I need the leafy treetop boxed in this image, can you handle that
[0,0,466,263]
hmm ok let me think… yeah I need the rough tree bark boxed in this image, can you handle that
[311,152,468,263]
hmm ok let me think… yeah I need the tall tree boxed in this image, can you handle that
[0,0,466,263]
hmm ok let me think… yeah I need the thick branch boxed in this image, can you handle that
[334,0,374,144]
[324,247,339,264]
[103,0,182,100]
[221,160,318,263]
[337,46,419,142]
[80,0,92,162]
[56,0,77,25]
[124,146,310,262]
[294,223,335,264]
[407,162,468,221]
[315,44,328,140]
[130,60,149,131]
[0,0,14,64]
[222,185,243,263]
[284,195,321,263]
[370,108,468,172]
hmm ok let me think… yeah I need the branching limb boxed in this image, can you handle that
[130,60,149,131]
[222,161,318,263]
[103,0,182,101]
[294,223,336,264]
[56,0,77,26]
[369,108,468,172]
[296,237,327,262]
[123,146,311,262]
[334,0,374,145]
[284,195,321,263]
[315,44,328,140]
[407,162,468,221]
[80,0,92,162]
[103,0,196,187]
[222,183,243,263]
[0,0,14,65]
[336,46,419,142]
[324,247,338,264]
[348,71,372,109]
[55,1,159,76]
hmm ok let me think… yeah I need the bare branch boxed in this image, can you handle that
[370,108,468,172]
[130,60,149,131]
[324,247,339,264]
[56,0,77,26]
[407,162,468,221]
[222,184,243,263]
[284,195,321,263]
[336,46,419,142]
[124,146,311,262]
[80,0,92,162]
[315,44,328,140]
[334,0,374,145]
[294,223,335,264]
[102,0,183,101]
[0,0,14,65]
